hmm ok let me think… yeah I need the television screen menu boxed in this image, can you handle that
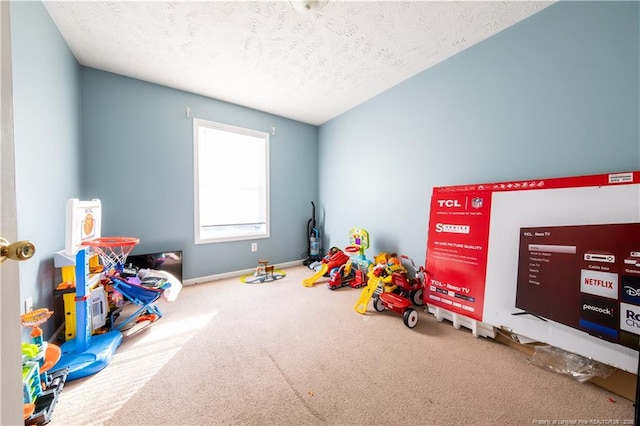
[515,223,640,349]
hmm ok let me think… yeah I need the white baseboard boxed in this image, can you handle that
[183,259,304,286]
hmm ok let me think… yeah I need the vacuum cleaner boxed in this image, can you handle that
[304,201,322,266]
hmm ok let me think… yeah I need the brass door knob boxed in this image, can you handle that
[0,238,35,263]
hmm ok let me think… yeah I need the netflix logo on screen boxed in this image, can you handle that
[580,269,618,299]
[620,302,640,336]
[621,275,640,305]
[579,294,618,340]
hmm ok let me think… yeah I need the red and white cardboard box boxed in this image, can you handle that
[425,171,640,372]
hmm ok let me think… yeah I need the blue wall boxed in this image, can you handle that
[81,68,319,279]
[318,1,640,264]
[11,1,82,338]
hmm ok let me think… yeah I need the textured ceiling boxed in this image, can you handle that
[43,1,553,125]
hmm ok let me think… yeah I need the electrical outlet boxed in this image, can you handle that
[25,297,33,313]
[251,243,257,252]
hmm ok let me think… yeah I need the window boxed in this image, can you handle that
[193,118,269,244]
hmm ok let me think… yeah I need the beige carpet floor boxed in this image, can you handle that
[48,265,635,425]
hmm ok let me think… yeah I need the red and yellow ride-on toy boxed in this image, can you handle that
[355,253,427,328]
[326,243,373,290]
[302,247,350,287]
[327,257,368,290]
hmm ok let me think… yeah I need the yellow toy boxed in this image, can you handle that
[353,253,400,313]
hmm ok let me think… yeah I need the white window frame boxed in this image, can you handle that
[193,118,270,244]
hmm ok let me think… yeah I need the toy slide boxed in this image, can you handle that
[354,274,382,314]
[302,263,328,287]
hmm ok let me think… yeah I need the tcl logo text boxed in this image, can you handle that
[437,200,462,208]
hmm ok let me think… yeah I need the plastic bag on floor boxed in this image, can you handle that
[530,345,613,383]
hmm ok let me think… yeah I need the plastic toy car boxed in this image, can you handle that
[327,260,368,290]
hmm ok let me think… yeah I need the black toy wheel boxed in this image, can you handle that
[411,288,424,306]
[373,295,385,312]
[403,308,418,328]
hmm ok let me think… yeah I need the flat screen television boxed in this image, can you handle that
[515,223,640,350]
[125,250,183,283]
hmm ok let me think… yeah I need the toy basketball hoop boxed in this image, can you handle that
[344,245,361,256]
[20,308,53,329]
[21,308,54,346]
[82,237,139,273]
